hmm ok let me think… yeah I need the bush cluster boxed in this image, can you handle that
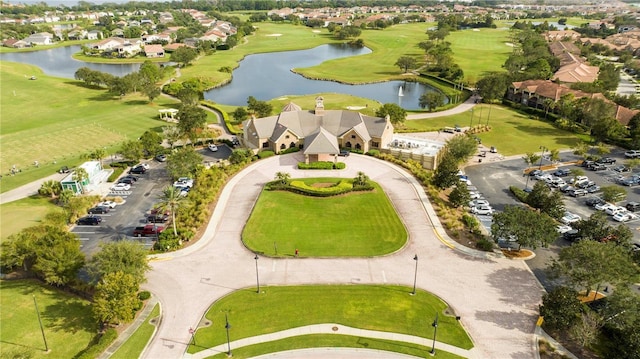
[266,179,373,197]
[257,150,275,159]
[138,291,151,301]
[476,238,495,251]
[297,161,345,170]
[509,185,529,202]
[280,147,300,154]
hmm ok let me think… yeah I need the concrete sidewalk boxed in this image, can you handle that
[185,323,472,359]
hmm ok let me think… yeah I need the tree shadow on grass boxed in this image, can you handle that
[89,92,118,102]
[124,99,149,106]
[40,297,96,334]
[475,309,536,334]
[62,81,104,91]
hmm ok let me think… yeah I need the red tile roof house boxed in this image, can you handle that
[507,79,639,126]
[144,44,165,58]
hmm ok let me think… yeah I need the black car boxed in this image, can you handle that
[613,165,631,173]
[627,202,640,212]
[586,197,605,207]
[553,168,571,177]
[338,150,350,157]
[119,178,135,185]
[58,166,70,174]
[121,175,139,182]
[129,166,146,174]
[581,160,595,168]
[88,206,110,214]
[77,216,102,225]
[147,214,169,223]
[528,169,543,177]
[597,157,616,164]
[563,229,582,242]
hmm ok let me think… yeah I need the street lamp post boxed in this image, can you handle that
[411,254,418,295]
[538,146,547,170]
[430,312,439,355]
[225,313,232,356]
[254,254,260,294]
[468,109,474,129]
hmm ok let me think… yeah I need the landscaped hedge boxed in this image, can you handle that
[509,185,529,203]
[298,161,346,170]
[201,100,242,135]
[76,328,117,359]
[257,150,275,159]
[107,167,124,182]
[110,161,136,168]
[265,179,373,197]
[280,147,300,154]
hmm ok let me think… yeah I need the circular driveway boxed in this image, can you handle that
[142,153,544,359]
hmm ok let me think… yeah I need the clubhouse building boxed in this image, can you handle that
[242,97,395,163]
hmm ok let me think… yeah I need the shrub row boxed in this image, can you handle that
[509,185,528,203]
[297,161,346,170]
[280,147,300,154]
[257,150,275,159]
[266,180,373,197]
[201,100,242,135]
[110,161,136,168]
[76,328,118,359]
[107,167,124,182]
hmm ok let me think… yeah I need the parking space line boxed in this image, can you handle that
[78,238,90,241]
[74,231,97,234]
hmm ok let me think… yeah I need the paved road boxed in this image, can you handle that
[142,153,543,359]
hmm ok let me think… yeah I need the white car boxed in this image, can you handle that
[98,200,117,209]
[471,205,494,215]
[556,224,573,234]
[208,144,218,152]
[469,191,482,199]
[535,173,552,181]
[173,177,194,188]
[605,206,627,216]
[595,202,616,212]
[469,199,489,207]
[612,212,635,222]
[111,183,131,191]
[561,212,581,224]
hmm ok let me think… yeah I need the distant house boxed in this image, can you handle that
[67,29,87,40]
[111,28,124,37]
[3,38,28,48]
[144,44,165,58]
[89,37,142,57]
[552,62,599,83]
[242,97,394,163]
[23,32,54,45]
[87,30,102,40]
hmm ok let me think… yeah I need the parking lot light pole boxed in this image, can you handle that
[430,312,439,355]
[225,313,232,356]
[468,109,474,129]
[411,254,418,295]
[538,146,547,170]
[254,254,260,294]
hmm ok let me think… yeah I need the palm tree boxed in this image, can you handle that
[548,148,561,163]
[542,98,555,120]
[39,180,62,199]
[354,171,370,186]
[157,186,185,236]
[522,153,541,190]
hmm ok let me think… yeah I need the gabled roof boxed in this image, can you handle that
[282,102,302,112]
[303,127,339,155]
[552,62,599,83]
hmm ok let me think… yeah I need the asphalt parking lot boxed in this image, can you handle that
[72,145,234,256]
[464,149,640,289]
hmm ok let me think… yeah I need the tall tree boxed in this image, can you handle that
[157,185,186,236]
[31,226,85,286]
[118,140,144,162]
[491,205,557,250]
[395,56,417,73]
[140,130,164,156]
[93,271,139,326]
[449,181,471,208]
[165,147,202,180]
[177,104,207,144]
[526,181,565,219]
[171,46,198,67]
[419,92,445,112]
[375,103,406,125]
[539,286,583,331]
[432,152,459,189]
[86,241,150,285]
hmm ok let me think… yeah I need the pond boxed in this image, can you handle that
[0,43,445,110]
[204,43,444,110]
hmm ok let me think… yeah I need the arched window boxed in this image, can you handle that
[290,142,296,148]
[280,143,286,150]
[345,142,352,148]
[355,143,362,150]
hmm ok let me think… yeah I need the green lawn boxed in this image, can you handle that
[0,279,97,359]
[110,304,160,359]
[0,195,60,239]
[189,285,473,356]
[446,28,512,84]
[242,179,407,257]
[403,104,581,155]
[0,61,182,193]
[203,334,465,359]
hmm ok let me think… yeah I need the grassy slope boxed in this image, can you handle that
[0,196,60,239]
[0,61,181,193]
[242,180,407,257]
[0,280,96,359]
[447,28,512,84]
[403,104,581,155]
[189,285,473,355]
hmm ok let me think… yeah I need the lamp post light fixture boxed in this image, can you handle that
[254,254,260,294]
[468,109,474,129]
[224,313,232,356]
[411,254,418,295]
[430,312,439,355]
[538,146,547,170]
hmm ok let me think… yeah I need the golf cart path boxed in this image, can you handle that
[142,153,544,359]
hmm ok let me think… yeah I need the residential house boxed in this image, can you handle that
[87,30,102,40]
[552,62,599,83]
[90,37,123,51]
[507,80,639,126]
[200,29,226,43]
[111,28,125,37]
[144,44,165,58]
[242,97,394,164]
[544,30,581,42]
[3,38,28,48]
[67,29,87,40]
[22,32,54,45]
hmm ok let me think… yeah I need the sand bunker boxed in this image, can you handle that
[346,106,366,110]
[266,33,282,37]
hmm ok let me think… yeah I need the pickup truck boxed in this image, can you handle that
[133,224,165,237]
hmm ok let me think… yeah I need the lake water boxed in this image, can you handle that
[1,43,444,110]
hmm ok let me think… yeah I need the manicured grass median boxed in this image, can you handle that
[403,104,581,155]
[0,279,96,358]
[188,285,473,355]
[203,334,465,359]
[242,178,407,257]
[110,304,160,359]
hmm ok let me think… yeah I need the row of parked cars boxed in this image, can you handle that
[530,170,600,197]
[460,173,495,216]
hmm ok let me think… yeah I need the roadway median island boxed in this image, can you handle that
[187,285,473,358]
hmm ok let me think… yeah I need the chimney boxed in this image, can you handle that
[314,96,325,116]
